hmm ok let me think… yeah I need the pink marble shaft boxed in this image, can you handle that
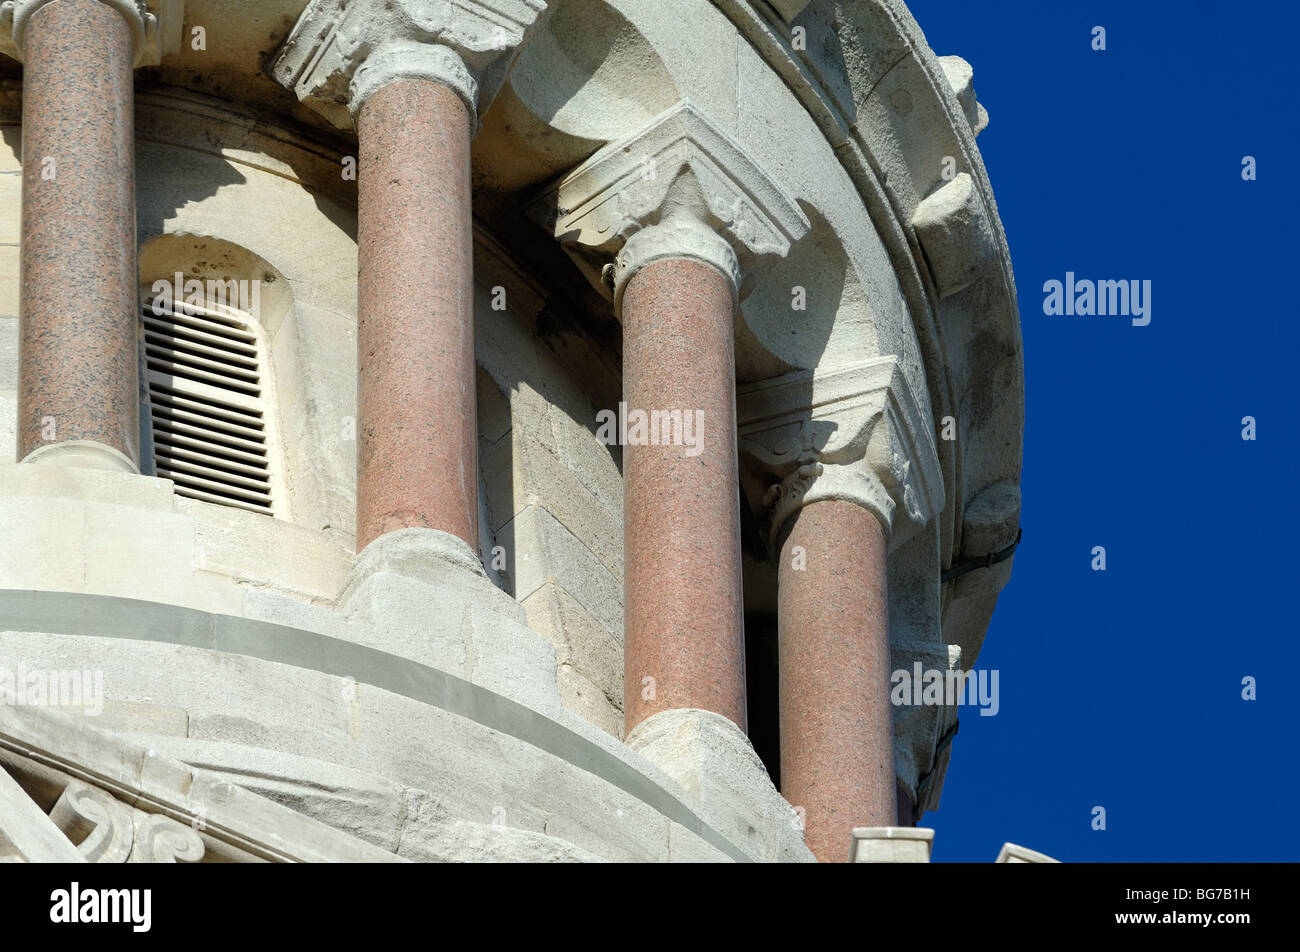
[778,499,897,862]
[355,79,478,552]
[18,0,139,465]
[622,258,746,734]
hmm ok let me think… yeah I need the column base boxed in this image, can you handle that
[849,826,935,863]
[625,709,814,863]
[337,528,558,709]
[21,440,137,474]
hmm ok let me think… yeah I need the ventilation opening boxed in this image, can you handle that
[141,298,275,516]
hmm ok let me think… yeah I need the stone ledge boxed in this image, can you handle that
[850,826,934,863]
[0,589,757,861]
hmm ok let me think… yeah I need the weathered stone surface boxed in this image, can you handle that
[911,172,998,300]
[0,705,406,862]
[850,826,934,863]
[338,527,559,708]
[627,708,813,863]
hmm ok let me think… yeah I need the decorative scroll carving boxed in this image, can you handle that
[129,812,205,864]
[45,779,206,864]
[49,781,135,863]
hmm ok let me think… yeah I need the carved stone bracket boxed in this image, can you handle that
[267,0,549,127]
[527,99,810,311]
[737,356,944,549]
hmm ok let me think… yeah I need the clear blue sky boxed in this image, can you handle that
[903,0,1299,861]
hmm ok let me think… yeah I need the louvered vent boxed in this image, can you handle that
[141,299,274,515]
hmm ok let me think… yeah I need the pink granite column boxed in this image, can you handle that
[355,78,478,552]
[621,259,746,734]
[778,499,897,862]
[17,0,140,470]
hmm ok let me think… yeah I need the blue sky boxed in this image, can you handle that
[903,0,1299,861]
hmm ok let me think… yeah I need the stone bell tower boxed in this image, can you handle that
[0,0,1028,863]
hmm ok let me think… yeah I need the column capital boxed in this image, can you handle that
[527,99,809,313]
[738,357,945,549]
[0,0,182,67]
[266,0,548,127]
[611,218,740,313]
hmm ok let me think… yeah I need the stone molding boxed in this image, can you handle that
[765,0,812,22]
[266,0,548,126]
[349,39,477,116]
[0,0,183,67]
[737,356,943,548]
[0,585,759,861]
[0,704,406,863]
[613,218,741,312]
[527,99,809,312]
[21,439,139,474]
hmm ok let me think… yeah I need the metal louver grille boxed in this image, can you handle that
[142,299,274,515]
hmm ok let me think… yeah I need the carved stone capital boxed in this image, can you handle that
[527,100,809,313]
[0,0,183,67]
[738,357,944,549]
[266,0,548,127]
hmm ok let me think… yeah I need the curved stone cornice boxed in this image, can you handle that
[526,99,810,311]
[704,0,1022,573]
[737,356,944,549]
[267,0,548,126]
[0,0,180,67]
